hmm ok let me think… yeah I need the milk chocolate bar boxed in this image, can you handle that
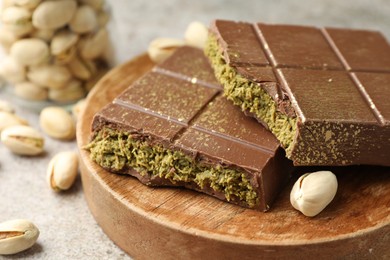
[86,47,294,211]
[206,20,390,166]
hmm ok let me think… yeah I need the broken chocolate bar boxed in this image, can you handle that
[86,46,294,211]
[206,20,390,166]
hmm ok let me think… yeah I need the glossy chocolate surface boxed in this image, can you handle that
[91,47,293,211]
[211,20,390,166]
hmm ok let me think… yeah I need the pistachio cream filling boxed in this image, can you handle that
[86,127,259,208]
[205,35,297,155]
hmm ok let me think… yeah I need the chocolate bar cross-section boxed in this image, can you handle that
[206,20,390,166]
[87,47,294,211]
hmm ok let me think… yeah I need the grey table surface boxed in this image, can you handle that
[0,0,389,259]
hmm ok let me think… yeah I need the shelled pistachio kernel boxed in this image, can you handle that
[39,106,76,140]
[0,219,40,255]
[1,125,44,155]
[290,171,338,217]
[47,151,79,191]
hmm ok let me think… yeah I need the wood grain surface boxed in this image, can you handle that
[77,53,390,260]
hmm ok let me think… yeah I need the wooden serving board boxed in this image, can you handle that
[77,53,390,259]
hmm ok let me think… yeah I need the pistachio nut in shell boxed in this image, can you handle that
[148,37,185,63]
[0,219,39,255]
[51,30,79,64]
[27,64,72,89]
[51,30,79,55]
[79,0,104,10]
[2,0,14,8]
[0,57,26,84]
[184,21,208,49]
[290,171,338,217]
[67,55,94,80]
[10,0,42,9]
[48,79,86,103]
[0,100,14,113]
[0,111,28,132]
[72,98,86,120]
[1,6,33,37]
[32,0,77,30]
[30,28,55,42]
[39,106,76,140]
[84,67,108,92]
[10,38,49,66]
[14,81,48,101]
[0,27,19,51]
[97,10,109,27]
[69,5,98,34]
[1,125,44,156]
[47,151,79,191]
[78,28,109,60]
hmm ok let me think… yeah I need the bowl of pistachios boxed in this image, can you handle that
[0,0,111,111]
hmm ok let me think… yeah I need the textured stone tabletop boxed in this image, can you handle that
[0,0,389,259]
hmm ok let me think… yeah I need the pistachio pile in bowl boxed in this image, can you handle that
[0,0,110,105]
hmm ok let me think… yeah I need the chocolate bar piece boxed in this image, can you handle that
[206,20,390,166]
[86,47,293,211]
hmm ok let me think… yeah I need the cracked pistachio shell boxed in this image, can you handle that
[32,0,77,30]
[0,57,26,84]
[184,21,208,49]
[10,38,49,66]
[10,0,42,9]
[0,27,19,51]
[0,100,14,113]
[69,5,98,34]
[1,6,33,37]
[14,81,48,101]
[78,28,108,60]
[48,79,86,102]
[47,151,78,191]
[148,38,185,63]
[0,111,28,132]
[1,125,44,155]
[27,64,71,89]
[39,106,76,140]
[290,171,338,217]
[79,0,104,10]
[0,219,39,255]
[67,55,95,80]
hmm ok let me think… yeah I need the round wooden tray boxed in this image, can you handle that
[77,53,390,259]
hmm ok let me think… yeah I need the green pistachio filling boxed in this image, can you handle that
[86,127,259,208]
[204,35,297,155]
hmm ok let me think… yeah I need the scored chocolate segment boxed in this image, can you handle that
[276,69,378,122]
[258,24,344,70]
[324,28,390,72]
[116,72,219,124]
[207,20,390,166]
[353,72,390,122]
[213,20,269,66]
[88,46,293,211]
